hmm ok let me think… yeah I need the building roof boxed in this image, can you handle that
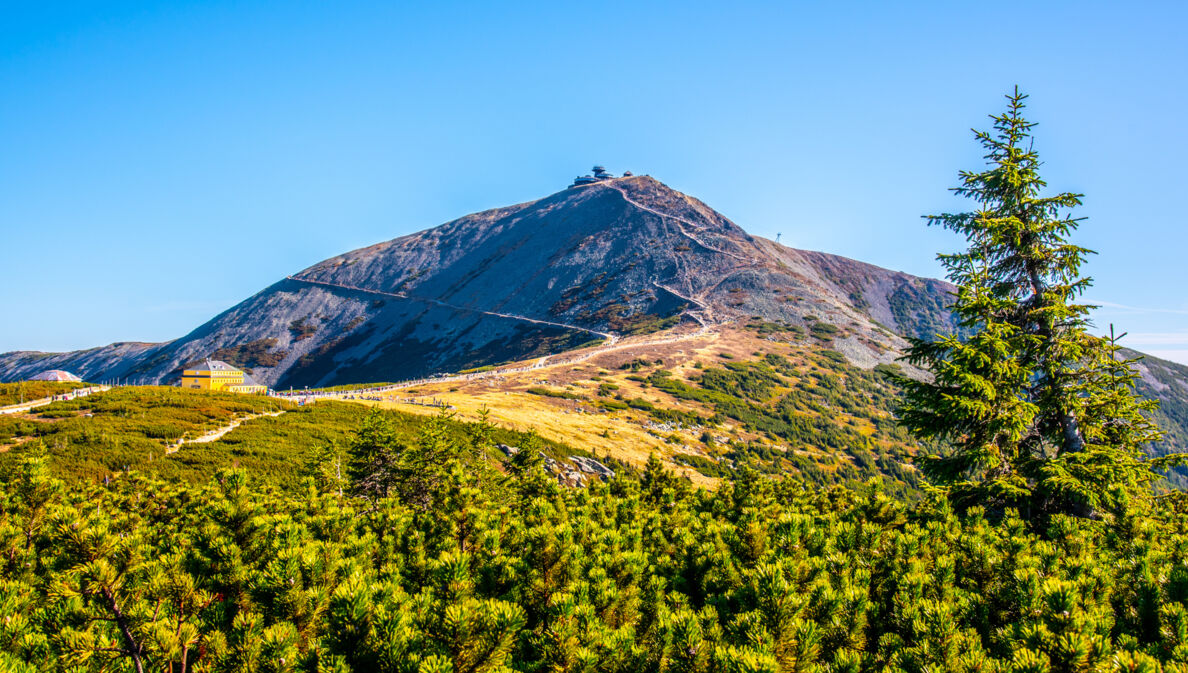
[188,359,241,373]
[28,370,82,382]
[236,373,263,387]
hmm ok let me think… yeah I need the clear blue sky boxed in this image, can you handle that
[3,1,1186,362]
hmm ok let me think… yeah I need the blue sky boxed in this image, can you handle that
[2,1,1186,363]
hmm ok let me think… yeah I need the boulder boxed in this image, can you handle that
[569,456,615,481]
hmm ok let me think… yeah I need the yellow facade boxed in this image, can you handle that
[180,360,266,394]
[180,369,237,390]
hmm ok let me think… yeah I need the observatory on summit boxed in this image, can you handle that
[571,165,630,187]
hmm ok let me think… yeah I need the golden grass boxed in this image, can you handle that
[333,327,761,488]
[358,390,713,487]
[312,323,907,490]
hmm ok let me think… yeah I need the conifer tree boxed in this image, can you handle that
[395,408,463,511]
[900,88,1170,520]
[303,440,347,497]
[346,408,401,500]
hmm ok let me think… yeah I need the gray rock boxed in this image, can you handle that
[569,456,615,480]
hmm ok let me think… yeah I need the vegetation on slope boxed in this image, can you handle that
[1124,349,1188,488]
[208,338,288,371]
[0,381,90,406]
[630,349,920,495]
[0,387,589,489]
[0,387,291,482]
[4,415,1188,672]
[4,88,1188,673]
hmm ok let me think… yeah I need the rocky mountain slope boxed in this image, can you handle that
[1123,349,1188,483]
[0,175,976,388]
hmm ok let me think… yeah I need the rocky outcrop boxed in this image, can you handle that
[496,444,614,487]
[539,453,615,487]
[569,456,615,480]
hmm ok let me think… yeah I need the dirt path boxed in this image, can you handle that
[277,323,716,403]
[0,386,110,415]
[652,280,714,327]
[599,180,756,326]
[287,276,617,344]
[0,436,36,453]
[600,182,751,263]
[276,203,739,401]
[166,410,286,454]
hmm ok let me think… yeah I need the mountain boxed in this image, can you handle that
[0,175,960,388]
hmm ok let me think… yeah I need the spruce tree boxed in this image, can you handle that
[346,408,401,500]
[900,88,1169,521]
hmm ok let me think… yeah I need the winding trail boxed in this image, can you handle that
[652,280,713,328]
[275,275,719,402]
[275,185,744,399]
[287,276,617,344]
[166,410,286,454]
[598,179,759,328]
[599,181,750,263]
[0,386,109,415]
[275,322,715,402]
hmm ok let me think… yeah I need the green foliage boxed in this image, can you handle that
[5,418,1188,672]
[818,350,846,364]
[0,386,291,482]
[647,355,919,493]
[900,89,1175,522]
[886,281,956,341]
[744,319,789,337]
[346,407,403,499]
[0,389,581,491]
[620,357,656,371]
[808,322,839,341]
[347,407,504,512]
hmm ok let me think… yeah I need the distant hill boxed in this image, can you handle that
[1124,349,1188,484]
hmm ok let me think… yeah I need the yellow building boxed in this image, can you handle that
[180,360,267,394]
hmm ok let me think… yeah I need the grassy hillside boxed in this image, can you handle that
[0,386,592,488]
[0,381,90,406]
[0,386,292,482]
[352,322,922,494]
[5,325,1184,501]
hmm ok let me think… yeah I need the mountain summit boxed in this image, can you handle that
[1,175,959,387]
